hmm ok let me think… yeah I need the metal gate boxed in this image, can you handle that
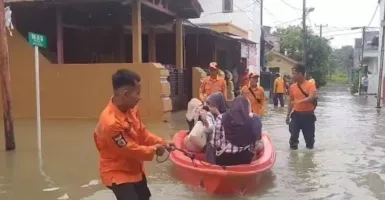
[260,71,275,98]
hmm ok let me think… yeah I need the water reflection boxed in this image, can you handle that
[1,85,385,199]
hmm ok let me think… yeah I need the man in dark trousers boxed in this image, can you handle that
[273,73,285,107]
[286,64,317,150]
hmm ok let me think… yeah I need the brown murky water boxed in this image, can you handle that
[1,85,385,200]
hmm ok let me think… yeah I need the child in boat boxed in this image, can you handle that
[184,97,218,152]
[206,96,262,166]
[186,98,203,133]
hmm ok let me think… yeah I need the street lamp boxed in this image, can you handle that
[307,7,315,14]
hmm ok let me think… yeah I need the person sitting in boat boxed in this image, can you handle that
[184,93,227,152]
[186,98,203,133]
[206,96,262,166]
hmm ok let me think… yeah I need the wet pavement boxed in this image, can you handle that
[1,84,385,200]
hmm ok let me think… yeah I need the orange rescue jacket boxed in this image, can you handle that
[199,76,227,101]
[94,100,165,186]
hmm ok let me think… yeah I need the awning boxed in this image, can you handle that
[183,20,257,44]
[224,34,257,45]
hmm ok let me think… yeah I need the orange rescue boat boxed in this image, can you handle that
[169,131,276,195]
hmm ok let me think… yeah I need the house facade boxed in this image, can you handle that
[354,31,379,95]
[189,0,261,73]
[266,51,297,76]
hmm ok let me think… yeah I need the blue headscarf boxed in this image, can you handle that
[206,92,228,115]
[222,96,261,147]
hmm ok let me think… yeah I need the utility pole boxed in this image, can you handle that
[358,27,366,95]
[302,0,307,68]
[260,0,264,72]
[0,0,16,151]
[315,24,328,38]
[376,13,385,108]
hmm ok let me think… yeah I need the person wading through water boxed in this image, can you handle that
[93,69,173,200]
[273,73,285,107]
[240,72,266,117]
[286,63,317,150]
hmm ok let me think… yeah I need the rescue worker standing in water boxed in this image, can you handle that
[286,64,317,150]
[94,69,172,200]
[240,72,266,117]
[199,62,227,102]
[273,73,285,107]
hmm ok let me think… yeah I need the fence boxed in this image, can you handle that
[166,65,189,111]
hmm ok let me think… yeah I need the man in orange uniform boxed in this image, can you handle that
[199,62,227,101]
[273,73,285,107]
[94,69,172,200]
[241,73,266,117]
[286,64,317,150]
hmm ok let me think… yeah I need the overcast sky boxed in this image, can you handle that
[263,0,380,48]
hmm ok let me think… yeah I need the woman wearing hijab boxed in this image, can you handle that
[203,92,229,163]
[207,96,262,166]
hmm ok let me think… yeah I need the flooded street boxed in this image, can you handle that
[1,84,385,200]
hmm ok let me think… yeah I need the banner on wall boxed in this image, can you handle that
[240,42,259,73]
[241,43,249,58]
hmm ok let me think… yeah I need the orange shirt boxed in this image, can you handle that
[94,100,165,186]
[290,81,317,112]
[199,76,227,101]
[274,77,285,94]
[241,85,266,117]
[309,78,316,86]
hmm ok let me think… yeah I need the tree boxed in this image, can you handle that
[331,45,354,73]
[274,25,333,87]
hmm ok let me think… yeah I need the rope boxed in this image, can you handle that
[155,151,171,163]
[156,146,227,170]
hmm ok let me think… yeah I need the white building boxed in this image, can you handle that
[189,0,261,73]
[354,31,379,95]
[379,0,385,101]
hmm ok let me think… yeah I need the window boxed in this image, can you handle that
[222,0,233,13]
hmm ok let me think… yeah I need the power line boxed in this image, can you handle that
[321,28,353,34]
[367,4,379,27]
[233,4,260,28]
[314,24,328,37]
[279,0,301,11]
[272,18,302,26]
[254,0,283,23]
[323,31,362,37]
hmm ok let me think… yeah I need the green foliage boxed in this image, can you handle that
[274,25,333,87]
[329,73,349,84]
[331,46,354,73]
[350,72,360,94]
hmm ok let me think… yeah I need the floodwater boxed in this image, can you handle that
[1,84,385,200]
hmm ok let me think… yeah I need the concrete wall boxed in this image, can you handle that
[190,0,261,71]
[1,31,171,121]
